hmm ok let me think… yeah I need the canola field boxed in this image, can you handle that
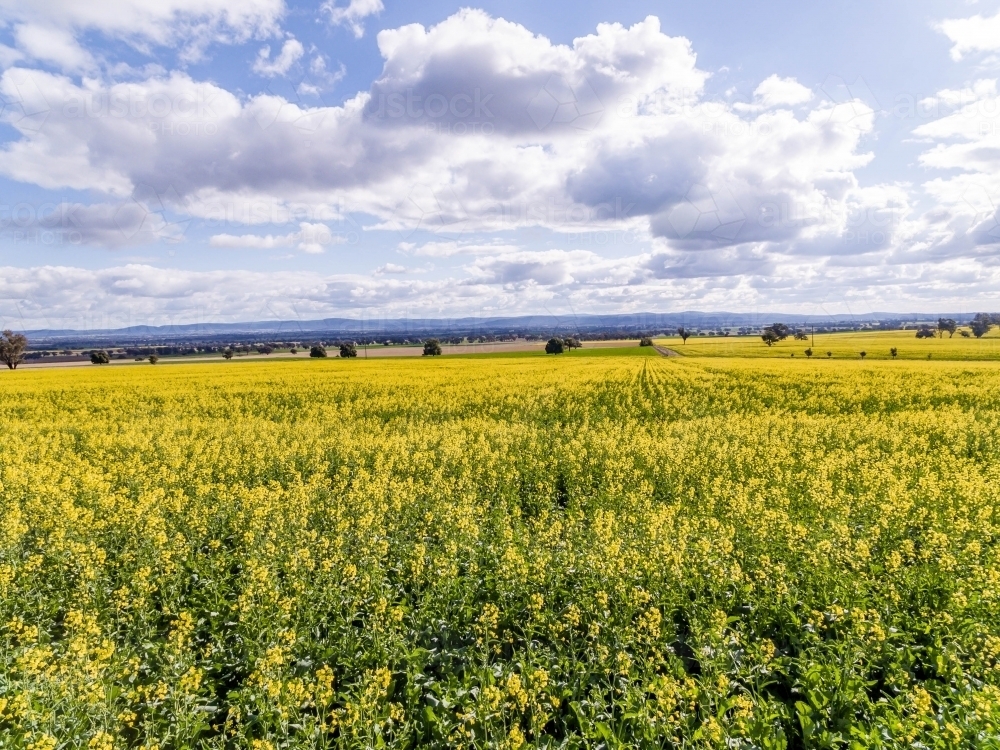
[2,354,1000,748]
[659,329,1000,360]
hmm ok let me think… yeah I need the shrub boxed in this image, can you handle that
[339,342,358,358]
[90,350,110,365]
[639,337,653,347]
[545,338,564,354]
[423,339,442,356]
[310,345,328,358]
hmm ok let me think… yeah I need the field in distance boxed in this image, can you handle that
[659,327,1000,360]
[2,355,999,747]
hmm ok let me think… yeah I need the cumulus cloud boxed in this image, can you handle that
[936,10,1000,61]
[4,8,997,321]
[904,80,1000,262]
[751,75,813,107]
[374,262,406,274]
[0,0,284,66]
[210,222,343,253]
[13,24,96,73]
[0,11,882,253]
[253,38,304,77]
[402,240,521,258]
[323,0,383,39]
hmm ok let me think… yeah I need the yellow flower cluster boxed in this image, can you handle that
[1,354,1000,746]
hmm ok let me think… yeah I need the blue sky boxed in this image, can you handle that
[1,0,999,328]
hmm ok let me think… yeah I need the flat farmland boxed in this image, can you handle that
[2,354,1000,747]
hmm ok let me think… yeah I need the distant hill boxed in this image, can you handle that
[21,311,970,346]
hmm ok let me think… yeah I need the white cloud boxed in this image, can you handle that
[0,43,25,68]
[374,262,406,274]
[0,0,285,67]
[752,74,813,107]
[0,11,876,257]
[210,222,342,253]
[7,10,996,316]
[324,0,384,39]
[402,240,521,257]
[14,24,96,73]
[937,10,1000,61]
[253,38,304,77]
[906,80,1000,261]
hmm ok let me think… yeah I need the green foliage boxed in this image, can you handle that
[0,329,28,370]
[310,345,327,358]
[938,318,957,338]
[339,342,358,358]
[545,337,564,354]
[422,339,442,356]
[3,357,1000,747]
[971,314,993,339]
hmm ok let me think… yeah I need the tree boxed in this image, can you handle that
[677,327,691,344]
[804,348,813,358]
[339,342,357,358]
[960,330,971,338]
[545,337,564,354]
[794,331,809,341]
[639,337,653,347]
[827,351,832,358]
[563,337,582,350]
[257,345,273,355]
[310,345,327,358]
[289,347,298,354]
[423,338,442,356]
[770,323,791,340]
[90,350,110,364]
[937,318,957,338]
[761,329,780,347]
[860,351,867,360]
[971,313,993,339]
[890,347,898,359]
[223,349,234,360]
[915,325,935,339]
[148,355,159,364]
[0,330,28,370]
